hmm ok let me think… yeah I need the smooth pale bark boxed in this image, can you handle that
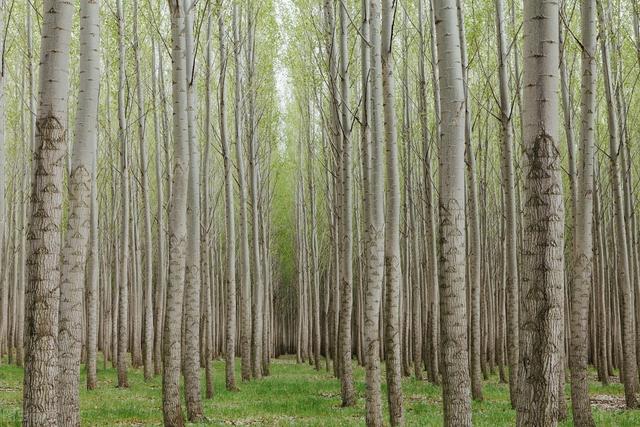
[87,146,99,389]
[494,0,519,407]
[323,0,341,378]
[426,0,440,384]
[517,0,564,424]
[365,1,385,425]
[359,0,372,379]
[183,0,204,420]
[151,41,166,377]
[23,0,74,424]
[0,0,4,370]
[337,0,355,407]
[415,0,429,382]
[131,0,155,382]
[381,0,403,424]
[454,0,482,402]
[163,1,190,425]
[232,4,252,382]
[434,0,472,424]
[219,4,238,391]
[116,0,130,389]
[598,2,639,409]
[568,0,596,424]
[306,101,321,372]
[202,10,214,399]
[246,5,264,380]
[57,0,100,423]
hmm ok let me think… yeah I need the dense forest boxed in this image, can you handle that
[1,0,640,425]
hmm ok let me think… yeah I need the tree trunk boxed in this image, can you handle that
[131,0,155,383]
[232,4,253,382]
[568,0,597,424]
[517,0,564,424]
[246,4,264,380]
[57,0,100,422]
[337,0,356,407]
[494,0,519,407]
[434,0,472,424]
[381,0,403,424]
[23,0,74,424]
[598,1,639,408]
[116,0,130,389]
[219,2,238,391]
[182,0,204,420]
[163,1,190,425]
[151,40,166,378]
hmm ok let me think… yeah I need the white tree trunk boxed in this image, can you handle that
[23,0,74,424]
[163,1,190,425]
[434,0,472,423]
[57,0,100,423]
[381,0,403,424]
[218,2,238,391]
[183,0,203,419]
[517,0,564,424]
[232,4,253,382]
[568,0,596,425]
[116,0,130,389]
[364,1,385,424]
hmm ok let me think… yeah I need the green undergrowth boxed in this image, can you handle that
[0,356,638,426]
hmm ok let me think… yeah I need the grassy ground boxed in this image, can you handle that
[1,356,639,426]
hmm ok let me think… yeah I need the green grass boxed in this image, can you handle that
[0,356,639,426]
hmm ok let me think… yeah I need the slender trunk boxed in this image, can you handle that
[131,0,155,382]
[151,40,166,378]
[116,0,130,389]
[381,0,403,424]
[434,0,472,424]
[57,0,100,422]
[163,1,190,425]
[598,2,639,408]
[219,3,238,391]
[337,0,356,407]
[568,0,597,424]
[494,0,519,407]
[365,1,385,424]
[455,0,482,401]
[233,4,252,382]
[246,5,264,380]
[87,148,99,390]
[182,0,204,420]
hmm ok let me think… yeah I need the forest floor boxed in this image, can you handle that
[0,355,639,426]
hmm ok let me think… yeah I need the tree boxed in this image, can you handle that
[57,0,100,422]
[337,0,356,408]
[247,2,265,380]
[433,0,472,423]
[494,0,518,408]
[568,0,597,424]
[218,1,238,392]
[23,0,74,424]
[517,0,565,424]
[163,0,190,425]
[183,0,204,420]
[381,0,403,423]
[132,0,155,382]
[598,0,639,409]
[116,0,130,389]
[233,3,253,382]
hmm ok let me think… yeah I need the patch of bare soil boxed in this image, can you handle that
[590,395,626,411]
